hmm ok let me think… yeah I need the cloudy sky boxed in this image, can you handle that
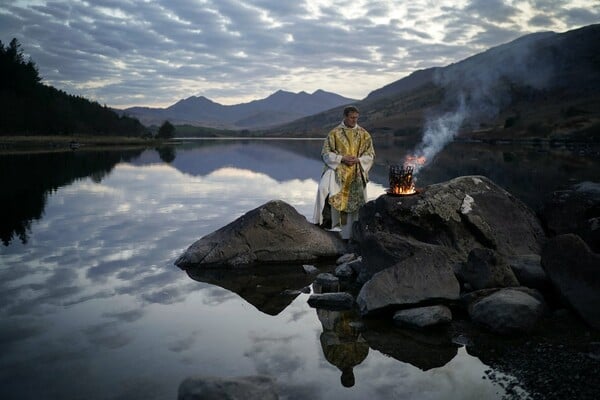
[1,0,598,108]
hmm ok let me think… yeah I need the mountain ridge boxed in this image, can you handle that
[121,89,357,129]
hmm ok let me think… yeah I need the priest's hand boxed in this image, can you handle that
[342,155,359,165]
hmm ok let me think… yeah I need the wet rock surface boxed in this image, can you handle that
[175,200,346,268]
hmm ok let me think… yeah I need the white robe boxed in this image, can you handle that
[312,124,374,239]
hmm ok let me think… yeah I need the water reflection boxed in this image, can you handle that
[186,264,315,316]
[317,308,369,388]
[0,149,144,246]
[1,139,596,400]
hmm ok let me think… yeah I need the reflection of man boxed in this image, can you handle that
[317,308,369,388]
[313,106,375,240]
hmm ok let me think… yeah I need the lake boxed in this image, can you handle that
[1,138,598,400]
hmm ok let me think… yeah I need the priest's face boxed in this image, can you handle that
[344,111,359,127]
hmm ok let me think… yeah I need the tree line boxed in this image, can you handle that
[0,38,147,136]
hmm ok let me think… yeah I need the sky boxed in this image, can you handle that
[1,0,599,109]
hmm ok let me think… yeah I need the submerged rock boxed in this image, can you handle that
[175,200,346,268]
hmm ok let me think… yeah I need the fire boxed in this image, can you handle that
[404,155,426,166]
[388,155,427,196]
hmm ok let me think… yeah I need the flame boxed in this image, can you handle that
[404,155,426,166]
[389,163,417,195]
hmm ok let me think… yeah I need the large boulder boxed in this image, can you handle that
[539,181,600,253]
[356,251,460,316]
[356,176,546,278]
[541,234,600,330]
[175,200,346,268]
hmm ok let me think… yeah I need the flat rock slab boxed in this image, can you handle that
[175,200,346,268]
[356,251,460,316]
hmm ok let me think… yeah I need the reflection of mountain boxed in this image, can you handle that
[0,149,144,246]
[185,264,315,315]
[130,141,328,182]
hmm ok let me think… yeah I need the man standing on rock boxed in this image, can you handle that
[313,105,375,240]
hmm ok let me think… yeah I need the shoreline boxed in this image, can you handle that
[0,135,167,154]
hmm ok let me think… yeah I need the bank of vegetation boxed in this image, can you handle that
[0,38,147,139]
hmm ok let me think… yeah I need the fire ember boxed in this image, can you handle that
[388,164,417,195]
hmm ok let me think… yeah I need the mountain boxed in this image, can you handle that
[267,24,600,143]
[121,89,357,129]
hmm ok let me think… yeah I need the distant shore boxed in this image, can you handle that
[0,135,169,154]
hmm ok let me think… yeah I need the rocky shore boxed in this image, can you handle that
[175,175,599,400]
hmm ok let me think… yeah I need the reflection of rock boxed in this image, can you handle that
[178,375,278,400]
[316,309,369,388]
[361,323,458,371]
[541,234,600,330]
[175,200,346,268]
[186,264,314,315]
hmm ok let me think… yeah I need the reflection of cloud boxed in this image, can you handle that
[82,322,132,349]
[102,309,145,323]
[168,332,199,353]
[244,333,305,377]
[0,317,46,351]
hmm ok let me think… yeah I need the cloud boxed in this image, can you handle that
[1,0,597,108]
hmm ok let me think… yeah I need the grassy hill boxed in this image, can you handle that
[265,24,600,143]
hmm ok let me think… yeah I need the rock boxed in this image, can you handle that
[468,288,546,335]
[506,254,551,292]
[356,176,546,278]
[308,293,355,310]
[178,375,278,400]
[461,248,519,290]
[175,200,346,268]
[302,264,319,274]
[393,305,453,328]
[334,263,355,279]
[314,273,340,293]
[541,234,600,330]
[336,253,357,264]
[356,251,460,316]
[539,181,600,252]
[460,286,545,309]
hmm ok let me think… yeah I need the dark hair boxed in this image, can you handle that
[343,105,359,116]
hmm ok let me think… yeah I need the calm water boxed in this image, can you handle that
[1,138,598,400]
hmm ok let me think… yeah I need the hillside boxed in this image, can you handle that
[266,24,600,143]
[0,39,146,137]
[122,89,357,129]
